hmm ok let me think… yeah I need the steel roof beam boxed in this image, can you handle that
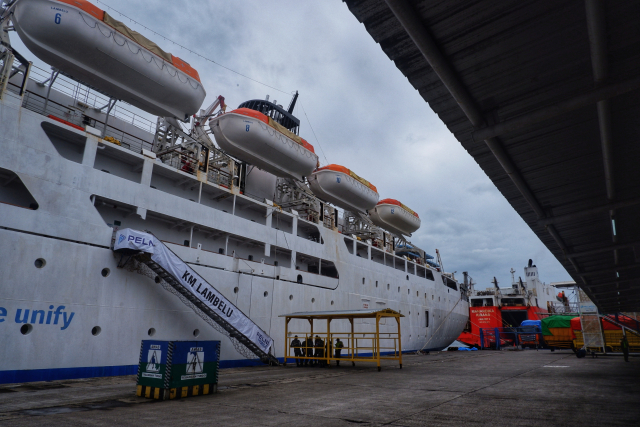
[579,262,640,277]
[567,241,640,259]
[538,197,640,226]
[470,76,640,142]
[589,287,638,297]
[384,0,582,278]
[585,277,640,288]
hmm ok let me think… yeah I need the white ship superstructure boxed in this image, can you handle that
[0,0,468,383]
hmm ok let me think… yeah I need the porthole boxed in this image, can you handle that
[387,284,390,290]
[155,276,161,283]
[406,275,409,280]
[193,329,200,337]
[34,258,46,268]
[362,277,365,285]
[101,268,110,277]
[20,324,33,335]
[331,300,334,305]
[234,287,239,294]
[91,326,101,336]
[376,281,378,288]
[398,287,400,293]
[312,298,315,303]
[408,289,410,295]
[289,295,293,301]
[148,328,156,337]
[264,291,268,297]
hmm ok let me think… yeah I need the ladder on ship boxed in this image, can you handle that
[114,230,278,366]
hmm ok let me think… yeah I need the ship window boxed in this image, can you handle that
[91,326,101,336]
[183,240,190,246]
[398,287,400,293]
[362,278,365,285]
[376,281,378,288]
[193,329,200,337]
[248,255,254,261]
[425,270,434,281]
[297,274,303,283]
[34,258,46,268]
[406,275,409,280]
[219,248,225,254]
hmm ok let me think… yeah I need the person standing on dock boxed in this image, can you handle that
[335,338,344,366]
[314,335,324,367]
[305,336,314,366]
[621,335,629,362]
[291,335,303,367]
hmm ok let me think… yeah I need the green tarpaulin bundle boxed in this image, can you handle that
[541,315,574,336]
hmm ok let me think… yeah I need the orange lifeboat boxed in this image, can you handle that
[211,102,318,181]
[12,0,206,120]
[308,165,379,213]
[368,199,421,236]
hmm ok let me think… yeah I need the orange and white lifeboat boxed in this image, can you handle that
[12,0,206,120]
[368,199,421,236]
[308,165,379,213]
[210,105,318,181]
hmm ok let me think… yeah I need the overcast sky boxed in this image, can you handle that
[12,0,573,289]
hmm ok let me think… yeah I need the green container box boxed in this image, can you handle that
[137,340,220,396]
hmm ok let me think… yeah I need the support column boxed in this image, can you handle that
[82,136,99,167]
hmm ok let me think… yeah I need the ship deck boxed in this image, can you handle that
[1,350,638,426]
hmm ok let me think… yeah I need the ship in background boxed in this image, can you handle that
[0,0,468,382]
[457,260,558,347]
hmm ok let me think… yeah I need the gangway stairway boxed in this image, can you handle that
[114,228,278,366]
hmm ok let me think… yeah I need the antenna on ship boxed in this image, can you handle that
[287,91,299,114]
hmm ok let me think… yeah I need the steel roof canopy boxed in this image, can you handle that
[344,0,640,312]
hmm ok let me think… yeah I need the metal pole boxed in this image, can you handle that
[102,98,116,138]
[397,315,402,368]
[41,69,59,114]
[376,314,381,371]
[350,317,354,365]
[284,317,289,365]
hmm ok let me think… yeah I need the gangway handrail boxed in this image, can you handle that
[113,228,278,365]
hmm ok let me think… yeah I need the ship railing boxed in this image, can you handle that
[7,63,156,155]
[156,146,199,177]
[547,302,580,314]
[25,64,156,133]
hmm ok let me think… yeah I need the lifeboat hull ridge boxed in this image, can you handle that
[13,0,206,120]
[368,200,421,236]
[309,166,379,213]
[211,111,318,181]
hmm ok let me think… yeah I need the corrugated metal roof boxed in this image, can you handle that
[344,0,640,312]
[280,308,403,317]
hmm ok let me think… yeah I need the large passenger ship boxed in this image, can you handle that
[0,0,469,383]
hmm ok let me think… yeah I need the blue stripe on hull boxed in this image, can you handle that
[0,349,439,384]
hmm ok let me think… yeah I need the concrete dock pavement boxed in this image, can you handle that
[0,350,638,426]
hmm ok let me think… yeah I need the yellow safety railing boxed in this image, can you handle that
[281,309,404,371]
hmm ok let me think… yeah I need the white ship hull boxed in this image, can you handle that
[0,75,467,383]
